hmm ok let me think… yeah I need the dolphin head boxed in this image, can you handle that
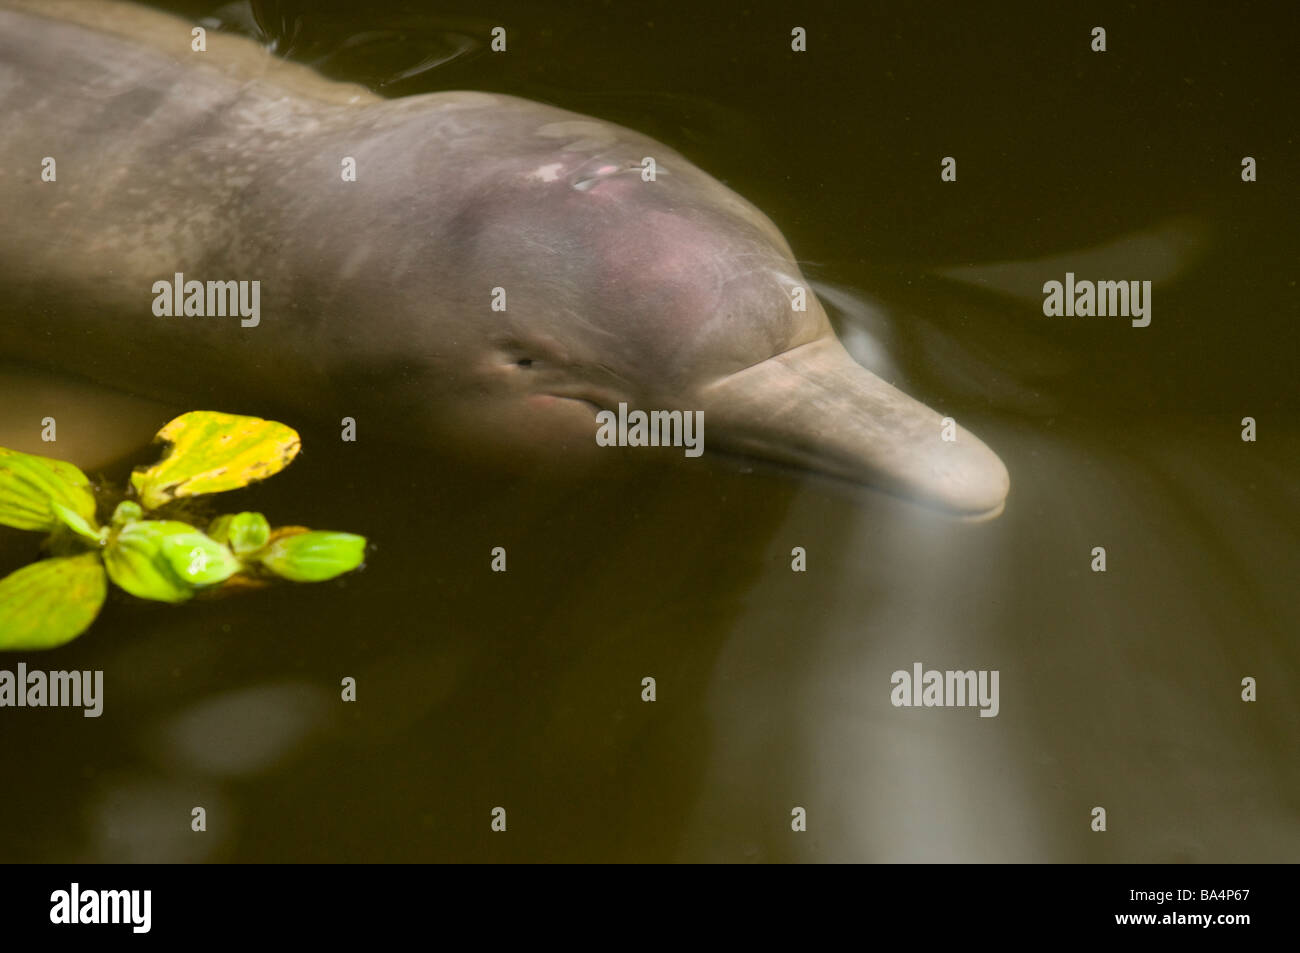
[393,104,1009,517]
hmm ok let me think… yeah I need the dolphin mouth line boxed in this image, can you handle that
[545,393,606,414]
[539,384,1008,521]
[704,442,1009,522]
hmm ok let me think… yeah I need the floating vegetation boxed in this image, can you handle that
[0,412,366,649]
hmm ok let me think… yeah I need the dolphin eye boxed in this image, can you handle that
[495,338,555,369]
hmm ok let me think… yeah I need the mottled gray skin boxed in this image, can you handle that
[0,0,1008,515]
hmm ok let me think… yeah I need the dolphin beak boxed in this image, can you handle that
[699,336,1010,517]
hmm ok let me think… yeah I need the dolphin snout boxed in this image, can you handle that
[700,336,1010,517]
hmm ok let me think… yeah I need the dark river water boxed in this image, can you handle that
[1,0,1296,861]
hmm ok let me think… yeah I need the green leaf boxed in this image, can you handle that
[258,531,367,582]
[0,447,98,533]
[111,501,143,527]
[104,520,241,603]
[0,553,107,649]
[51,500,106,543]
[130,412,301,510]
[208,512,271,556]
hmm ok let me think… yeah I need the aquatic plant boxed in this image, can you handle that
[0,412,366,649]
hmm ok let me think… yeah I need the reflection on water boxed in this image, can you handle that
[683,414,1300,862]
[1,0,1296,861]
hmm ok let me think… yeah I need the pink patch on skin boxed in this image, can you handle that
[596,164,618,174]
[526,162,565,182]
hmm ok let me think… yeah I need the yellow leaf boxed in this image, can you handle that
[130,412,301,510]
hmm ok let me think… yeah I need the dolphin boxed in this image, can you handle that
[0,0,1009,517]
